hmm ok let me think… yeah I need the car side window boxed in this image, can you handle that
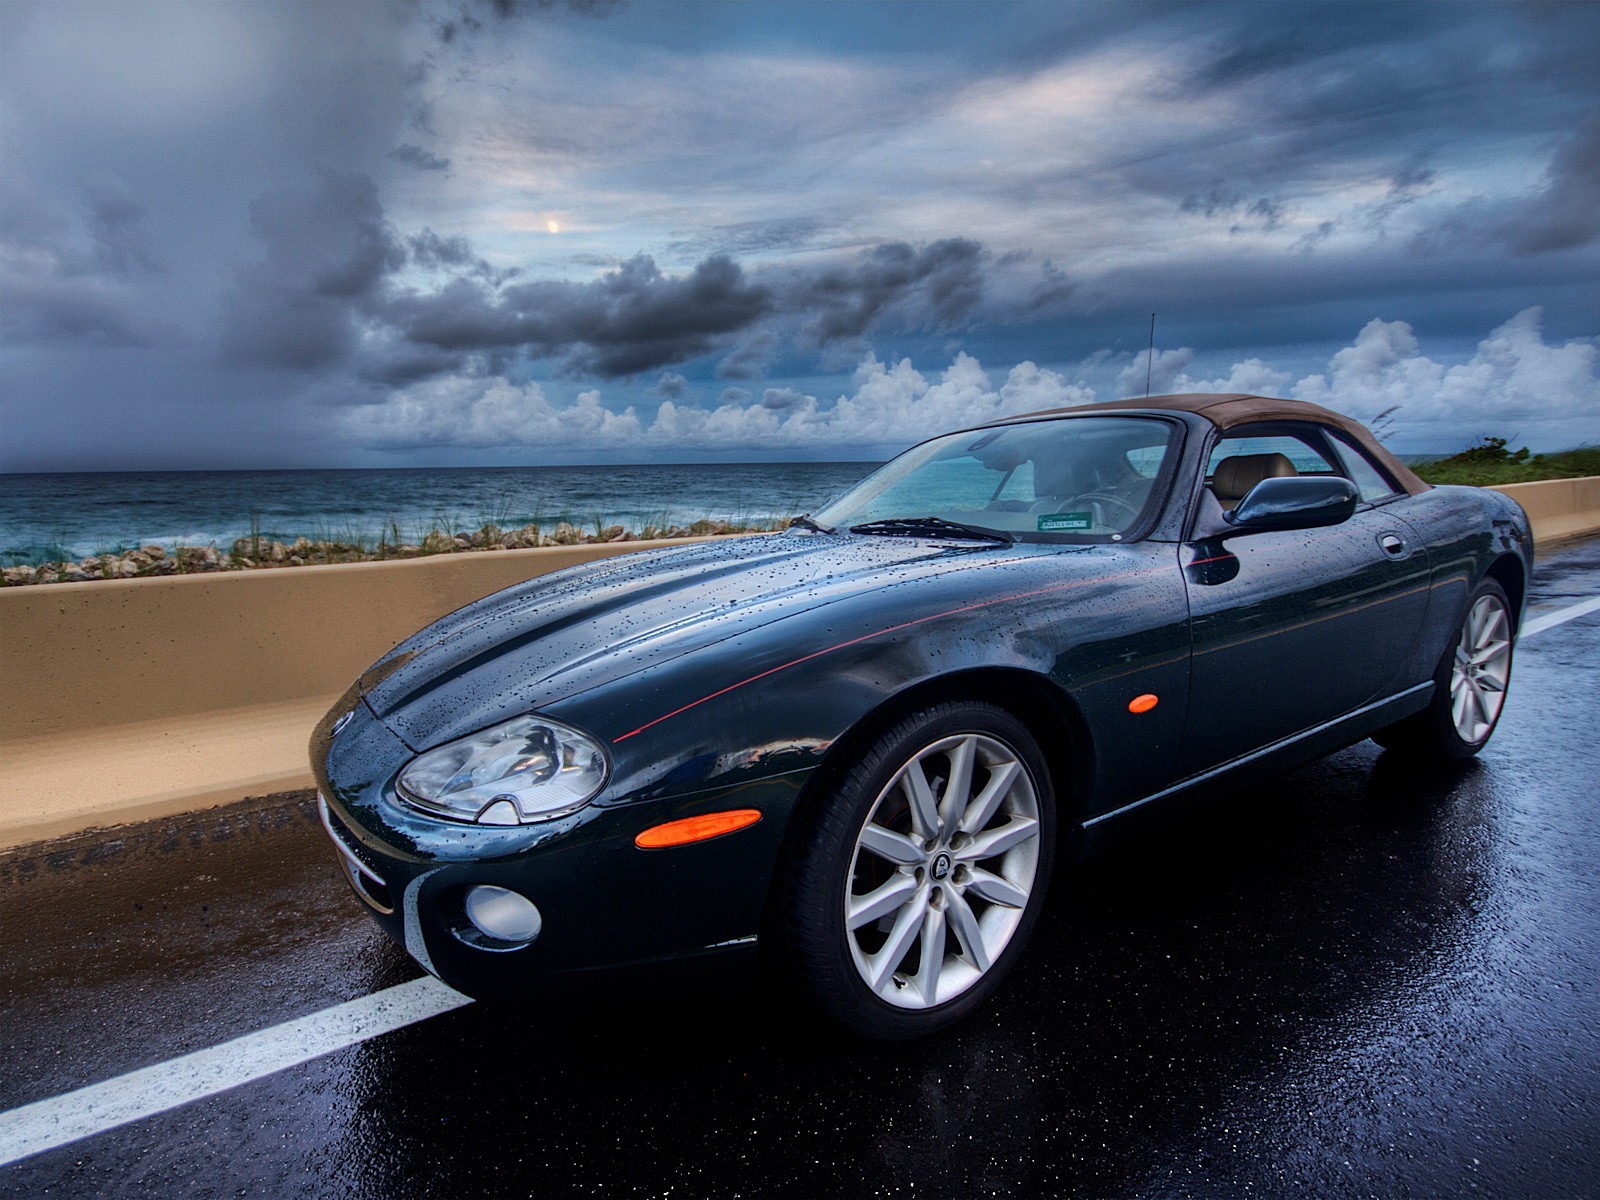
[1197,427,1344,518]
[1326,433,1402,504]
[1206,434,1334,476]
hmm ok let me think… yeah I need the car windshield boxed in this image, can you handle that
[814,416,1178,541]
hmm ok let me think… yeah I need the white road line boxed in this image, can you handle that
[1,589,1596,1169]
[1523,594,1600,638]
[0,975,471,1168]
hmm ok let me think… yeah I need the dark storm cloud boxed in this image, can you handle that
[6,0,1598,471]
[1184,2,1438,92]
[1411,114,1600,258]
[648,371,687,398]
[1506,114,1600,253]
[0,178,165,347]
[0,272,159,348]
[1042,244,1600,359]
[390,143,452,172]
[1088,2,1600,232]
[407,228,475,268]
[667,216,830,259]
[1178,188,1287,232]
[759,386,808,413]
[715,330,777,380]
[434,0,620,44]
[784,239,986,344]
[219,172,405,370]
[383,252,773,377]
[407,228,513,283]
[364,236,1037,380]
[83,186,163,279]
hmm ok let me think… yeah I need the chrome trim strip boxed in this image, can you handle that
[1084,681,1434,829]
[317,795,385,885]
[317,794,396,915]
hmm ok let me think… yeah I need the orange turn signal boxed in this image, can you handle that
[635,808,763,849]
[1128,693,1159,714]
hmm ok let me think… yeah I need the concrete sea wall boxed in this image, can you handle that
[2,481,1596,849]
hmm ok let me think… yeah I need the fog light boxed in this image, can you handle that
[464,885,542,944]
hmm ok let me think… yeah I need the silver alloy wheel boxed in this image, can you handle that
[843,733,1041,1010]
[1451,593,1513,744]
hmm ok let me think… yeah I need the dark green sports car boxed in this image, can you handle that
[313,393,1531,1039]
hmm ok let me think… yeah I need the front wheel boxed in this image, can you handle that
[781,702,1056,1040]
[1373,577,1515,759]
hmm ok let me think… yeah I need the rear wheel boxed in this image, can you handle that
[1373,577,1514,759]
[782,702,1055,1040]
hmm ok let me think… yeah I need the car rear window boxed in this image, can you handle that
[1206,434,1334,475]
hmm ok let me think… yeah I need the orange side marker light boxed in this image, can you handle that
[635,808,763,849]
[1128,693,1159,714]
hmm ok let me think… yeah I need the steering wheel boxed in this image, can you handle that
[1071,492,1142,525]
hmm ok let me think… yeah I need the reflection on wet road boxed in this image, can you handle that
[3,539,1599,1198]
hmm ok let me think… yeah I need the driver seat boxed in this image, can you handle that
[1211,453,1296,511]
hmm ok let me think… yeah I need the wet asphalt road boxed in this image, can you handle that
[3,539,1599,1199]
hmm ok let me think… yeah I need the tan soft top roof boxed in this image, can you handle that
[1006,392,1429,496]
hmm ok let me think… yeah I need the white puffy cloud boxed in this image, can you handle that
[340,352,1095,453]
[341,377,644,450]
[643,352,1094,449]
[1117,347,1193,396]
[1292,308,1598,444]
[1184,358,1293,397]
[1118,346,1291,400]
[339,308,1597,456]
[1116,307,1595,446]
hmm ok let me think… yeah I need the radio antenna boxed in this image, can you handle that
[1145,312,1156,397]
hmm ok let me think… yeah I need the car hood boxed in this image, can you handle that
[359,532,1053,749]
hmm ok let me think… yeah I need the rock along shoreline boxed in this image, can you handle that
[1,518,782,587]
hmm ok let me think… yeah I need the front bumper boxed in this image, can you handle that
[312,699,809,1001]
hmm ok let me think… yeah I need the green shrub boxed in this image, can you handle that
[1414,439,1600,486]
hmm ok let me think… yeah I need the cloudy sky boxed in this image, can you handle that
[2,0,1598,471]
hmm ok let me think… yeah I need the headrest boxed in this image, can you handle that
[1212,452,1296,501]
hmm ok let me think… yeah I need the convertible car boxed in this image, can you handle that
[313,393,1531,1039]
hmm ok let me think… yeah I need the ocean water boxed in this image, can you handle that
[0,462,880,565]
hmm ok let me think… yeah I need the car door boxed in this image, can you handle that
[1178,422,1432,776]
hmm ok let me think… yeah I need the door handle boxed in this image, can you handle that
[1378,533,1406,557]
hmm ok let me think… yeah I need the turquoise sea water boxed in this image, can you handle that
[0,462,880,565]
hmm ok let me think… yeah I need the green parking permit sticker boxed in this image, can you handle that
[1038,511,1093,532]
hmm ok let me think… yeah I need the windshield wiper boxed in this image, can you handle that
[848,516,1015,544]
[788,513,835,533]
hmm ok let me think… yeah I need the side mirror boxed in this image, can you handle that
[1225,476,1358,532]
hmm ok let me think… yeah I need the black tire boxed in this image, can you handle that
[1372,577,1515,760]
[780,701,1056,1040]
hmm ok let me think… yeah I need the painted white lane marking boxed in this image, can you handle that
[1,590,1596,1168]
[1523,594,1600,639]
[0,975,471,1168]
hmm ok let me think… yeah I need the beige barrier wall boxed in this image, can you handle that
[2,481,1597,849]
[0,536,736,847]
[2,536,730,743]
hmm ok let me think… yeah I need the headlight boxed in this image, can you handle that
[396,715,609,825]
